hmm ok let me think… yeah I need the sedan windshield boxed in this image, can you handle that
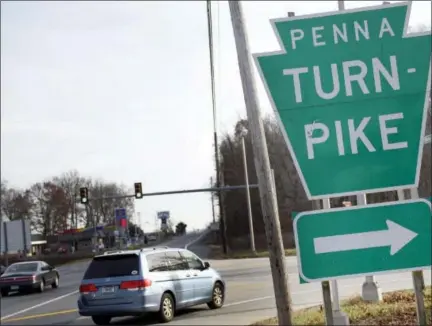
[5,263,38,273]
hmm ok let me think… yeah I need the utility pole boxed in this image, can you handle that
[210,177,216,224]
[74,192,78,230]
[242,136,256,253]
[137,212,142,241]
[134,213,138,241]
[137,212,142,228]
[229,2,293,325]
[219,170,229,254]
[206,0,228,255]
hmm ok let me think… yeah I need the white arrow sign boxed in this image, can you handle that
[314,220,418,256]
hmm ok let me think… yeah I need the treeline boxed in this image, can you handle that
[217,114,431,250]
[0,171,134,236]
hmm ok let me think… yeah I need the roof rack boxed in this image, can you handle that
[139,246,169,251]
[103,250,125,255]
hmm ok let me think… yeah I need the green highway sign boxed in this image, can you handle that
[254,3,431,199]
[294,199,432,282]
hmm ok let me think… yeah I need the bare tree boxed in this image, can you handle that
[1,187,33,221]
[29,182,69,236]
[3,171,138,236]
[86,180,134,227]
[53,170,86,228]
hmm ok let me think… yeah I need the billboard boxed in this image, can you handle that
[1,219,31,253]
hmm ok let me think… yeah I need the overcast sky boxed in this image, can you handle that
[1,1,430,231]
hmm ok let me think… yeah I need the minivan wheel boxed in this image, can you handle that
[158,292,175,323]
[91,316,111,325]
[1,289,8,297]
[207,282,224,309]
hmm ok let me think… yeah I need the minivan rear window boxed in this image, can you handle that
[83,254,140,279]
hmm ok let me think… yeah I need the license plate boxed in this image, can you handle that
[10,285,19,290]
[101,286,115,293]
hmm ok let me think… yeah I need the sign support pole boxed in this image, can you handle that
[321,280,334,326]
[229,2,293,324]
[404,188,427,326]
[287,8,346,325]
[359,193,383,302]
[311,200,334,326]
[334,0,377,303]
[409,189,425,290]
[287,9,345,325]
[322,199,349,325]
[358,0,399,303]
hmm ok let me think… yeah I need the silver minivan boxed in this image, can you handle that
[77,247,225,324]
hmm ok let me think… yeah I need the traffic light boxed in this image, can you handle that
[134,182,143,199]
[79,187,89,204]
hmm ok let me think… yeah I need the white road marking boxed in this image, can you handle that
[224,296,274,307]
[185,231,210,249]
[0,290,79,321]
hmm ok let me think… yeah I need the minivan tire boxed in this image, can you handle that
[207,282,224,309]
[91,316,111,325]
[158,292,175,323]
[1,289,8,297]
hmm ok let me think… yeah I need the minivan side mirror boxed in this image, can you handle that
[204,262,210,269]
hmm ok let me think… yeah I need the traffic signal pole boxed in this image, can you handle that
[76,184,259,202]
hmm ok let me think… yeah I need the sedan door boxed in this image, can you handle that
[40,262,53,284]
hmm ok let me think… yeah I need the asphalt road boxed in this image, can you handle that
[1,233,431,325]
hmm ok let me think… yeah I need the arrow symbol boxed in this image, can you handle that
[313,220,418,256]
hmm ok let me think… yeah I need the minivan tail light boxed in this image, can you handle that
[79,283,97,293]
[120,279,152,290]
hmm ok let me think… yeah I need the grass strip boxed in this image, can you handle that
[251,286,432,325]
